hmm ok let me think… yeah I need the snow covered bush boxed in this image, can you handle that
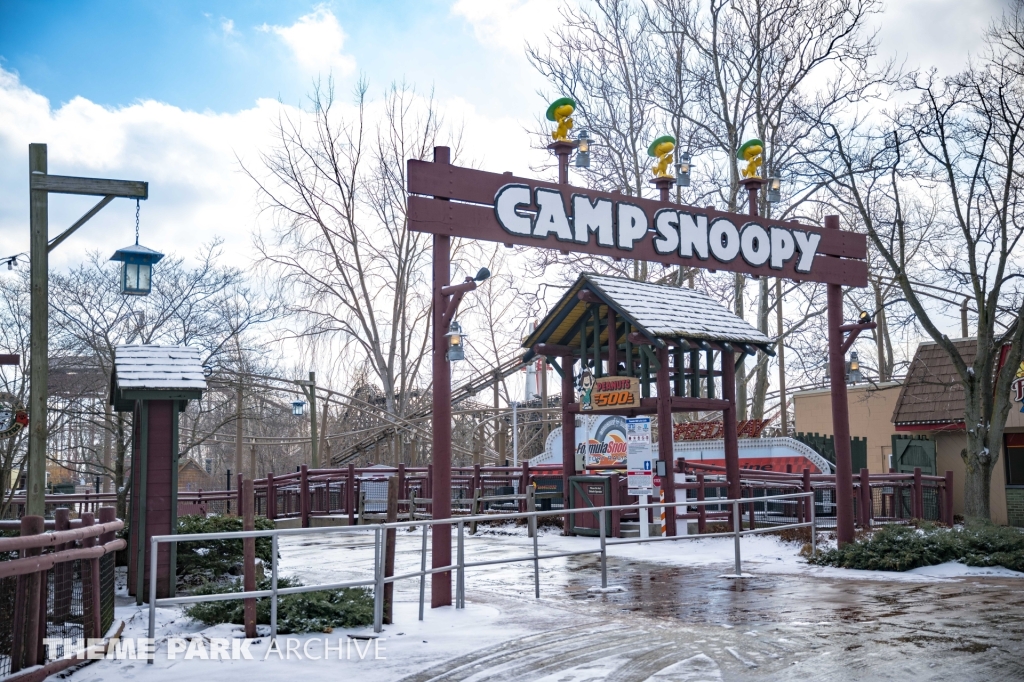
[810,523,1024,572]
[175,515,275,585]
[184,576,374,633]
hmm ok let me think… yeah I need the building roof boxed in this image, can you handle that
[891,339,976,427]
[110,345,207,411]
[523,273,774,358]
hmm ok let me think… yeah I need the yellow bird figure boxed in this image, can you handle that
[737,138,764,179]
[648,135,676,178]
[546,97,576,142]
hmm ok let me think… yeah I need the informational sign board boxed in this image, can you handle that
[626,417,653,496]
[579,376,640,411]
[407,159,869,286]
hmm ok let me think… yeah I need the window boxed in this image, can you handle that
[1006,446,1024,486]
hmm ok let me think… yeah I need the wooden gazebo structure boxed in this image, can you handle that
[111,345,206,602]
[523,274,775,536]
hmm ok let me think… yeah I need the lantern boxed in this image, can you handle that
[575,129,591,168]
[766,176,782,203]
[675,152,692,187]
[848,351,862,384]
[446,320,466,362]
[109,243,164,296]
[291,400,306,416]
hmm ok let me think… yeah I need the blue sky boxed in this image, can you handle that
[0,1,544,118]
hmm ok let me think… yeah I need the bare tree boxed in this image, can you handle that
[252,80,454,419]
[811,3,1024,520]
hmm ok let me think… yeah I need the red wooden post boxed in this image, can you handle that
[53,508,71,621]
[430,145,454,609]
[82,512,102,640]
[243,478,256,638]
[347,463,356,525]
[944,470,954,525]
[721,347,741,504]
[398,462,407,511]
[913,466,923,519]
[426,463,433,517]
[610,472,621,538]
[655,346,677,536]
[802,468,812,526]
[236,473,244,517]
[12,515,45,672]
[267,472,276,520]
[859,468,871,529]
[520,461,529,513]
[696,472,706,534]
[472,463,481,500]
[561,351,576,535]
[299,464,310,528]
[824,214,856,545]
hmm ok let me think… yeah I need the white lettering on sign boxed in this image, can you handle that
[492,185,822,272]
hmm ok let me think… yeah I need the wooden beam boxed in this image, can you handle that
[0,354,19,365]
[31,174,148,199]
[566,396,729,415]
[48,195,115,253]
[533,343,575,357]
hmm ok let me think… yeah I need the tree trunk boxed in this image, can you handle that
[961,446,994,521]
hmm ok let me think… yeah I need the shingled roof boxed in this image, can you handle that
[523,273,774,358]
[891,339,975,428]
[110,345,207,411]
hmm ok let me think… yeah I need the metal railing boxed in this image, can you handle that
[147,491,814,662]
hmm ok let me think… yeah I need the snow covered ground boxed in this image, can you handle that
[53,523,1024,681]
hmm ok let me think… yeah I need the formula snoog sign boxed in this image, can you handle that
[406,158,868,287]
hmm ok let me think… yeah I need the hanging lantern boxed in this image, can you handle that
[108,200,163,296]
[575,129,591,168]
[291,400,306,417]
[675,152,692,187]
[446,320,466,362]
[766,176,782,203]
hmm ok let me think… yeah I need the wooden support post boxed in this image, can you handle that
[347,463,356,526]
[14,515,45,671]
[609,472,621,538]
[802,468,812,526]
[526,484,536,538]
[236,473,244,518]
[267,472,276,520]
[655,346,677,536]
[696,473,706,534]
[607,308,618,375]
[944,470,954,526]
[561,351,577,535]
[913,466,923,519]
[82,512,101,640]
[300,464,309,528]
[520,461,529,513]
[243,478,256,638]
[384,475,399,624]
[721,348,741,503]
[470,488,482,535]
[53,508,71,621]
[859,468,871,529]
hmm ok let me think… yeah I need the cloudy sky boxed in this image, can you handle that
[0,0,1011,279]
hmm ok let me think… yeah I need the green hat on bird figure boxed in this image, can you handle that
[737,138,764,178]
[648,135,676,178]
[547,97,577,141]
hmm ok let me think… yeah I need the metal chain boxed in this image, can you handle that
[135,199,140,245]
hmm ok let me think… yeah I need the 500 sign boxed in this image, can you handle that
[581,376,640,412]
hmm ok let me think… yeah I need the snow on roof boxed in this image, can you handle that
[113,345,207,392]
[584,274,772,345]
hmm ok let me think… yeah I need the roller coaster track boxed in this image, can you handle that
[329,354,526,466]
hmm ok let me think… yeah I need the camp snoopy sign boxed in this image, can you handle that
[494,184,821,273]
[407,158,868,287]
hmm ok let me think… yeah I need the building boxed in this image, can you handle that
[177,458,211,492]
[794,339,1020,526]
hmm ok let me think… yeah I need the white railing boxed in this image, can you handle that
[147,491,815,663]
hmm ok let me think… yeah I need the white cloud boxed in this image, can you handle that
[220,18,237,37]
[0,66,294,271]
[259,5,356,76]
[451,0,564,54]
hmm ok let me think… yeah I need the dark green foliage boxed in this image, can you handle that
[183,576,374,634]
[810,523,1024,572]
[175,515,274,583]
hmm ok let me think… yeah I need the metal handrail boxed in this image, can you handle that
[147,490,815,662]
